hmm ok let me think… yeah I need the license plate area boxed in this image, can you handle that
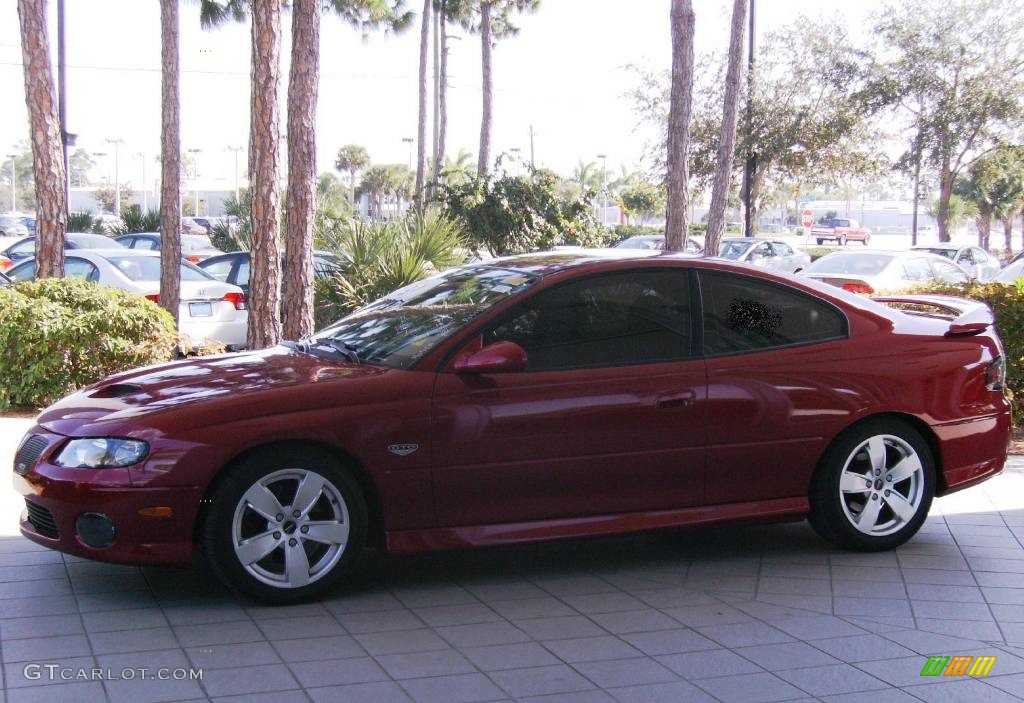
[189,302,212,317]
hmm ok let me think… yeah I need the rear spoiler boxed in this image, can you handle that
[871,294,993,336]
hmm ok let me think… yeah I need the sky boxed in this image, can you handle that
[0,0,883,193]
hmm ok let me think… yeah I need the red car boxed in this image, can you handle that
[13,252,1010,602]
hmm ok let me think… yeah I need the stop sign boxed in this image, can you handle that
[801,209,814,229]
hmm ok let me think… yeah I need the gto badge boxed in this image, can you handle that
[387,443,419,457]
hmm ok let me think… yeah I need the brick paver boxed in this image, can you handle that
[2,417,1024,702]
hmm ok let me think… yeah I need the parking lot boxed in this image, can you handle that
[3,417,1024,703]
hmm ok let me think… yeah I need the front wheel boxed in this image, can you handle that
[808,419,934,551]
[862,234,871,246]
[202,447,367,603]
[839,234,848,246]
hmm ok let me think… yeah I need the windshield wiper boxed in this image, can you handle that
[312,338,361,364]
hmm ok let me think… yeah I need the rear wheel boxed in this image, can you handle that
[202,447,367,603]
[862,234,871,246]
[839,234,848,246]
[809,419,934,551]
[816,238,824,245]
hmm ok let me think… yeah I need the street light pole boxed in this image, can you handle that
[402,137,414,171]
[105,137,123,216]
[187,148,202,217]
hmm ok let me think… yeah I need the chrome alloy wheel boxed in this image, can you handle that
[839,434,925,536]
[231,469,350,589]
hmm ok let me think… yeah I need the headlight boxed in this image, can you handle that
[54,438,149,468]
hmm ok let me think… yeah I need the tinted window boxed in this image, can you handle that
[65,257,98,281]
[719,240,753,260]
[7,260,35,281]
[200,257,235,281]
[135,237,159,251]
[236,259,250,287]
[485,270,692,372]
[106,256,212,282]
[902,258,933,282]
[774,242,794,256]
[700,270,846,355]
[9,238,34,256]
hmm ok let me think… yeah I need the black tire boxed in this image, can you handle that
[808,418,934,551]
[862,234,871,246]
[816,239,824,245]
[839,234,848,246]
[201,446,367,603]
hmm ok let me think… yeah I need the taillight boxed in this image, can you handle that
[986,355,1006,391]
[145,293,160,304]
[0,256,11,270]
[224,292,246,310]
[185,255,201,263]
[842,282,874,295]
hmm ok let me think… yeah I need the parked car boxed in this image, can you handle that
[993,259,1024,285]
[0,214,29,238]
[911,244,1001,282]
[800,250,970,294]
[20,215,36,234]
[198,250,343,296]
[613,234,702,254]
[181,217,208,235]
[811,218,871,246]
[0,270,9,286]
[0,232,124,270]
[12,251,1009,602]
[6,249,247,349]
[716,237,811,273]
[114,232,224,263]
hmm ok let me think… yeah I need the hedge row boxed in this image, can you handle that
[0,278,177,410]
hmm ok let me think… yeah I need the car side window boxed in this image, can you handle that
[236,259,250,287]
[699,270,846,355]
[774,242,793,256]
[65,258,98,282]
[931,259,969,284]
[902,258,933,282]
[201,258,235,282]
[10,239,34,256]
[483,269,692,372]
[751,242,771,258]
[958,249,975,265]
[138,237,159,251]
[7,260,35,281]
[973,248,989,263]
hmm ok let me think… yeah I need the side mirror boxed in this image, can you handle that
[453,341,528,374]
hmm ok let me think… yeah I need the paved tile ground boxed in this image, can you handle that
[2,417,1024,702]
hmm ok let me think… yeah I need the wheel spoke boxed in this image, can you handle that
[887,454,922,484]
[303,520,349,546]
[285,541,311,587]
[857,496,883,533]
[884,491,918,523]
[236,530,281,565]
[244,484,285,521]
[840,471,872,493]
[292,473,326,517]
[866,437,886,472]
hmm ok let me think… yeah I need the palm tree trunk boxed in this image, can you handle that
[433,0,448,191]
[283,0,320,341]
[159,0,181,327]
[977,214,991,251]
[704,0,746,257]
[664,0,695,251]
[248,0,283,349]
[415,0,431,208]
[17,0,66,279]
[477,0,493,178]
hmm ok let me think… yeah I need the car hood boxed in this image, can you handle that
[36,346,391,437]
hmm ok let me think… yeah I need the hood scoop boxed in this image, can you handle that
[90,383,144,398]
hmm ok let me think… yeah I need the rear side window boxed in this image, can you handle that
[930,259,969,284]
[903,258,933,282]
[699,270,846,355]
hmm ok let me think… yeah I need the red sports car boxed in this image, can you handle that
[12,251,1010,603]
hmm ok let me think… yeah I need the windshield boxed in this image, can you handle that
[310,265,539,369]
[615,236,663,250]
[108,256,213,282]
[719,240,753,260]
[914,247,955,259]
[806,252,894,276]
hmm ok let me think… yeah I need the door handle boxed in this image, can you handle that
[657,390,696,409]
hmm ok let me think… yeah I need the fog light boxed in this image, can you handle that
[76,513,116,548]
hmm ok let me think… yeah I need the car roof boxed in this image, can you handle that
[481,249,689,276]
[911,243,961,251]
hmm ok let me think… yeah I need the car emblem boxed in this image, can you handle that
[387,443,419,457]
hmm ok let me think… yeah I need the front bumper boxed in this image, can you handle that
[13,429,201,566]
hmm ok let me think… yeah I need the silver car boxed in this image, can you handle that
[0,214,29,238]
[716,237,811,274]
[800,250,970,294]
[613,234,702,255]
[910,244,1001,282]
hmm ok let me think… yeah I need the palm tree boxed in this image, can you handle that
[335,144,371,204]
[159,0,181,325]
[664,0,696,252]
[283,0,320,341]
[358,165,392,219]
[415,0,431,208]
[704,0,746,257]
[441,148,475,186]
[16,0,66,278]
[572,160,602,193]
[457,0,539,177]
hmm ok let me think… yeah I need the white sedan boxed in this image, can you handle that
[7,249,248,349]
[799,250,970,294]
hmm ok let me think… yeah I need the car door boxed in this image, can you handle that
[431,267,707,527]
[699,269,851,504]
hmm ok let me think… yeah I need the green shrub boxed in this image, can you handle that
[913,281,1024,423]
[111,204,161,235]
[0,278,177,410]
[67,211,96,233]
